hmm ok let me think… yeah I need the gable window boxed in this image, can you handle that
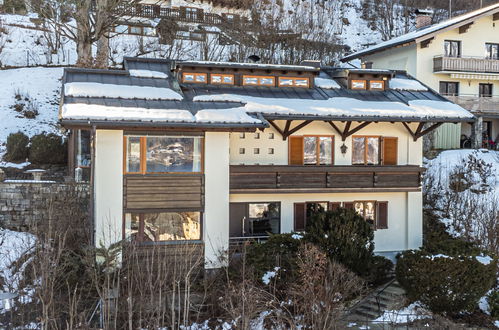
[182,72,207,83]
[289,136,333,165]
[485,43,499,60]
[126,212,201,242]
[444,40,461,57]
[278,77,310,88]
[351,80,367,90]
[479,83,493,97]
[229,202,280,238]
[211,74,234,85]
[369,80,384,90]
[124,135,203,174]
[243,75,275,86]
[439,81,459,96]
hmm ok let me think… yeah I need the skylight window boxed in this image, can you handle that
[183,73,207,83]
[278,77,310,88]
[211,74,234,85]
[351,80,367,90]
[369,80,384,90]
[243,75,275,86]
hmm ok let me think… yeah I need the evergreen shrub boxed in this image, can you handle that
[29,133,66,164]
[4,131,29,162]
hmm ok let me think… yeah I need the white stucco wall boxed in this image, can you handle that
[204,132,230,268]
[230,191,421,253]
[230,121,423,166]
[364,44,418,76]
[94,130,124,248]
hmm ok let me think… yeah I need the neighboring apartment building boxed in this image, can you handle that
[59,57,472,267]
[342,3,499,149]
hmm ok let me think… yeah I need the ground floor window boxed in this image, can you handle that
[229,202,280,237]
[125,212,201,243]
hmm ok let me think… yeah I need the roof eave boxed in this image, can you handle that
[259,114,475,123]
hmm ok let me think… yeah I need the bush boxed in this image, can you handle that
[4,131,29,162]
[488,290,499,318]
[305,207,375,277]
[366,255,394,286]
[396,250,496,315]
[29,133,66,164]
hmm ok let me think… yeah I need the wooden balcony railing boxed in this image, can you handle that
[230,165,424,193]
[443,94,499,114]
[434,55,499,74]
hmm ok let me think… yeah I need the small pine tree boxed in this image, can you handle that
[4,131,29,162]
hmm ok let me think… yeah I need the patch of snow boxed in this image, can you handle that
[0,161,30,169]
[495,320,499,327]
[390,78,428,91]
[262,267,280,285]
[3,180,56,183]
[479,291,492,315]
[129,69,168,79]
[64,82,183,101]
[182,60,319,71]
[347,322,357,328]
[373,302,431,324]
[314,77,341,89]
[291,233,303,239]
[193,94,245,103]
[195,108,260,124]
[476,255,493,265]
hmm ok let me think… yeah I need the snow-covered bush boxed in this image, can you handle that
[4,131,29,162]
[29,132,66,164]
[396,250,496,315]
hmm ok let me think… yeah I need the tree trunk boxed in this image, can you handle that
[75,1,93,67]
[95,34,109,68]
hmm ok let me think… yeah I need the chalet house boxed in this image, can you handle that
[59,57,473,267]
[342,3,499,150]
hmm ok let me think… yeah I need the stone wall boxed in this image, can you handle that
[0,182,90,230]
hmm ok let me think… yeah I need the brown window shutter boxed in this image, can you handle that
[329,202,341,211]
[376,201,388,229]
[180,6,187,18]
[289,136,304,165]
[382,137,398,165]
[343,202,354,210]
[197,8,204,18]
[294,203,306,231]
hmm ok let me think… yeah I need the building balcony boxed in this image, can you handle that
[433,55,499,74]
[443,94,499,115]
[229,165,424,193]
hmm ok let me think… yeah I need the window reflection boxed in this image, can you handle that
[145,136,202,173]
[248,203,280,236]
[352,136,380,165]
[127,137,141,172]
[128,212,201,242]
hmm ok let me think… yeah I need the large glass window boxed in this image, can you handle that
[486,43,499,60]
[439,81,459,96]
[76,130,91,167]
[352,136,380,165]
[444,40,461,57]
[479,83,493,98]
[126,212,201,242]
[303,136,333,165]
[248,203,280,236]
[125,135,203,174]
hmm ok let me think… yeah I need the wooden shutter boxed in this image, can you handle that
[180,6,187,18]
[294,203,306,231]
[382,137,398,165]
[343,202,354,210]
[289,136,304,165]
[197,8,204,19]
[229,203,247,237]
[329,202,341,211]
[376,201,388,229]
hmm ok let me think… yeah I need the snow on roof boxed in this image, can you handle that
[342,3,499,61]
[179,60,319,71]
[314,77,341,89]
[128,69,168,79]
[64,82,182,101]
[390,77,428,91]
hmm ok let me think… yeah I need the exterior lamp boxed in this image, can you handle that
[340,143,348,154]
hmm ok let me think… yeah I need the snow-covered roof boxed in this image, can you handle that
[59,57,473,129]
[178,60,320,72]
[342,3,499,62]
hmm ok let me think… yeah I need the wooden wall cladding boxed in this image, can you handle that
[124,175,204,211]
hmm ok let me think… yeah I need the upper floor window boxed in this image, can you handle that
[351,80,367,90]
[369,80,384,90]
[439,81,459,96]
[486,43,499,60]
[479,83,493,98]
[243,75,275,86]
[278,77,310,88]
[183,72,207,84]
[125,135,203,174]
[289,136,334,165]
[352,136,398,166]
[444,40,461,57]
[211,74,234,85]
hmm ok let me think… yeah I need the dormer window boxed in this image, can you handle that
[351,80,367,90]
[369,80,384,91]
[243,75,275,86]
[211,74,234,85]
[278,77,310,88]
[183,72,207,83]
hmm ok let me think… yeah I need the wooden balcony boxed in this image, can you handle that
[434,55,499,74]
[444,94,499,115]
[230,165,424,193]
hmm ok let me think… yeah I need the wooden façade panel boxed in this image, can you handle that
[124,175,204,210]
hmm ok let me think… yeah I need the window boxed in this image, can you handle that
[254,148,260,154]
[76,130,91,167]
[184,7,199,19]
[269,133,274,139]
[126,212,201,242]
[354,201,376,226]
[352,136,380,165]
[444,40,461,57]
[124,135,203,174]
[211,74,234,85]
[439,81,459,96]
[239,133,245,139]
[353,201,388,230]
[129,26,142,35]
[278,77,310,88]
[351,80,367,90]
[485,43,499,60]
[182,72,207,83]
[268,148,274,154]
[229,202,281,237]
[303,136,333,165]
[243,75,275,86]
[369,80,384,90]
[294,202,329,232]
[479,83,493,97]
[239,148,245,154]
[176,30,190,39]
[254,132,260,139]
[114,25,128,34]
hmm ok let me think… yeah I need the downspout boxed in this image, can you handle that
[89,125,97,246]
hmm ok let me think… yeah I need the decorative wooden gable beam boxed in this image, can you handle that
[402,122,444,141]
[493,13,499,21]
[268,119,312,140]
[327,121,371,141]
[420,37,434,49]
[459,22,473,34]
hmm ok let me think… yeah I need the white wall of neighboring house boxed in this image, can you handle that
[94,129,124,248]
[140,0,250,16]
[230,121,423,166]
[366,44,418,76]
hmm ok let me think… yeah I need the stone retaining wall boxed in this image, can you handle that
[0,181,90,229]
